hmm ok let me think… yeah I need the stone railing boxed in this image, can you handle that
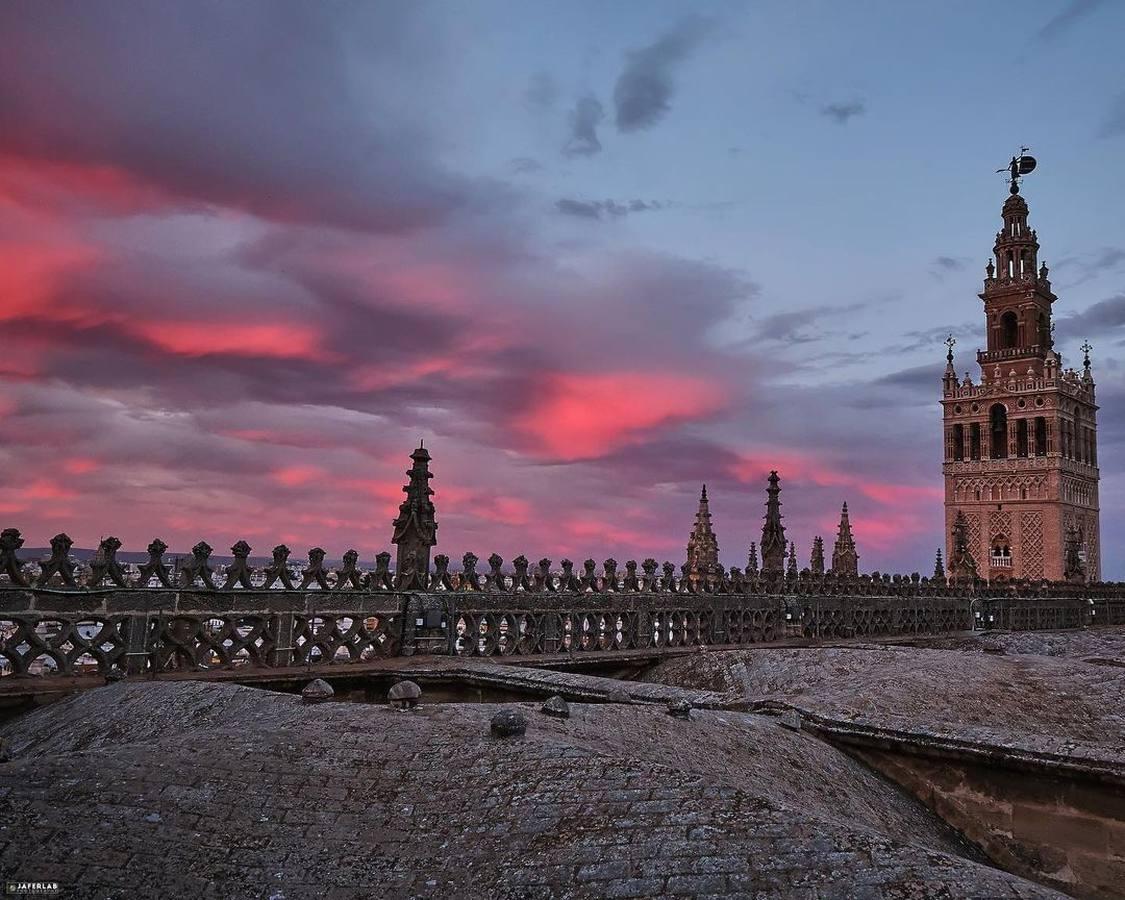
[0,586,403,678]
[2,528,1123,681]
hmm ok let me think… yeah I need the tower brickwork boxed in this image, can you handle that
[686,484,720,579]
[942,179,1100,581]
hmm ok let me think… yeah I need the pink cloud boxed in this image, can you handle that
[61,457,101,475]
[271,465,325,487]
[0,154,174,217]
[128,320,327,361]
[519,371,726,461]
[22,479,79,501]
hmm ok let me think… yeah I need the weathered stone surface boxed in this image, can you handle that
[541,695,570,718]
[667,698,692,720]
[387,679,422,710]
[490,708,527,737]
[606,688,631,704]
[644,636,1125,761]
[779,710,802,731]
[0,681,1065,898]
[301,678,334,704]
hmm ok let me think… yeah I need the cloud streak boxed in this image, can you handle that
[564,95,605,157]
[613,16,713,132]
[555,198,663,220]
[1037,0,1106,41]
[820,100,866,124]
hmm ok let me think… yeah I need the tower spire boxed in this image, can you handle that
[978,163,1056,381]
[786,541,798,578]
[810,536,825,576]
[943,333,957,392]
[830,502,859,577]
[686,483,719,581]
[746,541,758,577]
[759,471,786,578]
[391,442,437,589]
[947,510,978,582]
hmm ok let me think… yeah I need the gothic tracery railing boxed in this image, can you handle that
[3,527,1124,680]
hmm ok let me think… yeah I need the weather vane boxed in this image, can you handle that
[1081,340,1092,367]
[945,333,956,363]
[997,147,1036,195]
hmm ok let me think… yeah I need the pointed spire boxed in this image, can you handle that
[786,541,798,578]
[933,548,945,581]
[759,471,786,578]
[391,442,437,589]
[948,510,978,581]
[943,334,957,392]
[686,483,719,580]
[830,502,859,577]
[1081,339,1094,385]
[1064,525,1086,584]
[810,536,825,576]
[746,542,758,577]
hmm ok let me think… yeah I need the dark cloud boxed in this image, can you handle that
[613,16,712,132]
[753,310,822,345]
[511,157,543,174]
[0,2,486,233]
[820,100,866,124]
[1037,0,1105,41]
[748,302,867,346]
[555,198,663,220]
[1100,92,1125,139]
[525,72,557,110]
[898,323,975,354]
[1056,294,1125,341]
[874,363,940,393]
[563,95,605,157]
[1053,247,1125,285]
[929,255,971,281]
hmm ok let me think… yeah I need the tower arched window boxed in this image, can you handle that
[952,424,964,461]
[1016,418,1028,458]
[1034,417,1047,456]
[990,404,1008,459]
[1000,311,1018,349]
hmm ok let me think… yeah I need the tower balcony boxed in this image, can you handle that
[982,273,1051,291]
[976,345,1047,367]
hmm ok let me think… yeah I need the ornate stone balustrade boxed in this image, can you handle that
[2,528,1123,681]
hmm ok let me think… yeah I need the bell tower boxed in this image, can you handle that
[941,155,1100,581]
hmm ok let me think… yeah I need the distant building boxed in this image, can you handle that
[942,181,1100,581]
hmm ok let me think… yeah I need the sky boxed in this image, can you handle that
[1,0,1124,575]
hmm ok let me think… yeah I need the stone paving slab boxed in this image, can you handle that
[0,681,1068,899]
